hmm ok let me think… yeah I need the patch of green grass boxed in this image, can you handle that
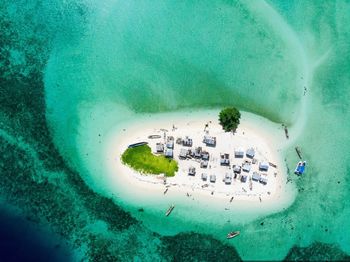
[121,145,178,177]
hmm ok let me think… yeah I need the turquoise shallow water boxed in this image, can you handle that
[43,0,350,260]
[44,0,350,260]
[1,0,350,260]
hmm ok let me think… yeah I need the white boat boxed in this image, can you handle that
[227,231,240,239]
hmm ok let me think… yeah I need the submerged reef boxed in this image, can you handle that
[160,233,241,261]
[284,242,350,261]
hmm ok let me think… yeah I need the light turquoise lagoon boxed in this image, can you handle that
[2,0,349,260]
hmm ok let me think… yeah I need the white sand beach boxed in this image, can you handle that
[103,110,295,217]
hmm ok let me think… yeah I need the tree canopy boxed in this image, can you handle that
[219,107,241,132]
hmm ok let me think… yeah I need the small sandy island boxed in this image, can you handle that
[106,110,293,211]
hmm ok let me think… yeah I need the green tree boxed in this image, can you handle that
[219,107,241,132]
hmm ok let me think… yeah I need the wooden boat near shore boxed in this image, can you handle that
[268,162,277,168]
[295,146,302,159]
[284,126,289,139]
[148,135,161,139]
[227,231,240,239]
[165,204,175,216]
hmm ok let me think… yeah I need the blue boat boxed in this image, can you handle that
[294,161,306,175]
[128,142,148,148]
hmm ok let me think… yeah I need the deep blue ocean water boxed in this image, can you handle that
[0,206,74,262]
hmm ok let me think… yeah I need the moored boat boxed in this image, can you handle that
[268,162,277,168]
[227,231,240,239]
[165,204,175,216]
[295,146,302,159]
[284,126,289,139]
[148,135,161,139]
[294,161,306,175]
[299,161,306,174]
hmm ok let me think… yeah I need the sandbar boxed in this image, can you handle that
[104,110,295,220]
